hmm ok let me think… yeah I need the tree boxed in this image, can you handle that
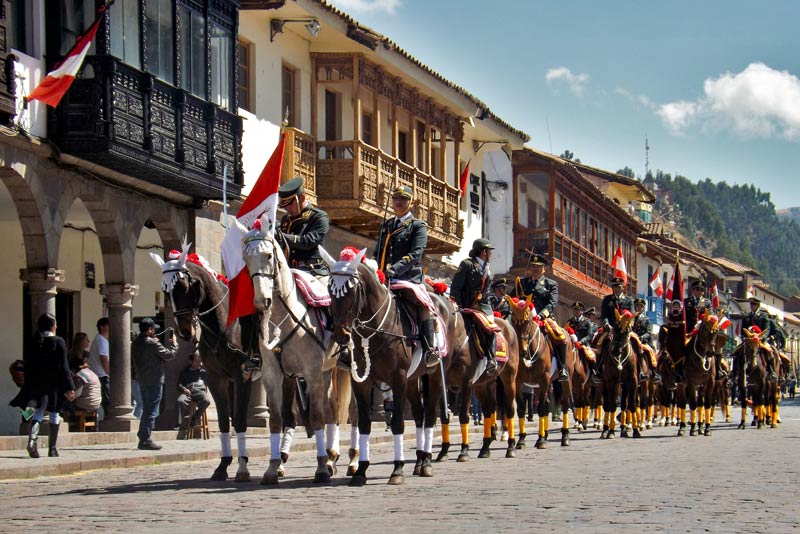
[617,166,635,178]
[560,149,575,161]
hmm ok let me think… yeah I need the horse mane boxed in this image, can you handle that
[184,261,229,331]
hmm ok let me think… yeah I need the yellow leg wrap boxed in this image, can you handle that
[724,404,730,418]
[505,418,515,440]
[519,417,526,435]
[483,417,492,439]
[689,408,696,424]
[631,410,638,429]
[544,415,550,433]
[610,413,616,431]
[595,406,602,421]
[706,407,712,425]
[767,405,772,419]
[575,407,582,423]
[538,417,546,437]
[620,411,627,427]
[562,412,569,431]
[442,423,450,443]
[680,408,686,423]
[461,423,469,445]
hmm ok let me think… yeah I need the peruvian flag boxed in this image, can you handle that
[649,269,664,297]
[665,271,675,301]
[220,133,286,326]
[27,4,109,108]
[459,159,471,198]
[718,316,732,330]
[611,245,627,283]
[711,280,720,309]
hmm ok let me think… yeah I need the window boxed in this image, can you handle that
[282,65,297,127]
[180,4,206,97]
[398,131,408,163]
[518,173,550,229]
[7,0,33,55]
[361,111,373,146]
[110,0,141,67]
[210,22,233,111]
[145,0,174,84]
[58,0,92,55]
[237,40,252,112]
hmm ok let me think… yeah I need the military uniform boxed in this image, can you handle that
[515,275,558,319]
[684,294,711,331]
[600,292,634,329]
[488,278,511,320]
[567,314,594,346]
[742,309,771,336]
[633,313,654,347]
[374,214,427,283]
[279,203,330,276]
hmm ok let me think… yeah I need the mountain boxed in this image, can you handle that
[777,207,800,224]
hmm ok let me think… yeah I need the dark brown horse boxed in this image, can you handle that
[734,327,770,429]
[676,312,717,436]
[599,309,640,439]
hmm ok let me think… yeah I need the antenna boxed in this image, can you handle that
[644,132,650,181]
[546,116,553,154]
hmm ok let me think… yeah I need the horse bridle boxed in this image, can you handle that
[609,328,633,370]
[331,271,394,339]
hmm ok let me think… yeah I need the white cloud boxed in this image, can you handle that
[328,0,402,14]
[657,63,800,140]
[545,67,590,96]
[615,87,655,109]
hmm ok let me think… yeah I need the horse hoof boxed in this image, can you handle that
[505,448,516,458]
[515,441,526,450]
[349,475,367,487]
[600,430,608,439]
[607,431,615,440]
[435,452,448,462]
[535,438,547,449]
[421,465,433,477]
[260,474,279,485]
[646,422,653,430]
[210,470,228,482]
[725,416,731,423]
[387,474,404,485]
[313,471,331,484]
[327,461,337,476]
[737,421,746,430]
[621,429,629,438]
[561,436,570,447]
[677,429,685,437]
[633,429,642,439]
[704,428,712,436]
[346,465,357,476]
[234,472,251,483]
[478,448,490,459]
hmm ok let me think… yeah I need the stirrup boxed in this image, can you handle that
[337,347,352,370]
[558,368,569,382]
[485,358,497,373]
[425,350,441,368]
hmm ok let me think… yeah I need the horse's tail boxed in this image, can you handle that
[334,367,352,425]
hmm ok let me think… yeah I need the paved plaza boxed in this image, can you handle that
[1,400,798,533]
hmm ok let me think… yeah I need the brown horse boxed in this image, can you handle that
[599,309,640,439]
[676,312,717,436]
[734,327,770,429]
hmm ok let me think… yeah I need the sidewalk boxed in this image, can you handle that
[0,423,486,481]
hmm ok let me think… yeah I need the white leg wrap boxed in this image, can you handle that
[270,433,282,460]
[358,434,370,462]
[424,427,434,453]
[350,425,359,447]
[236,432,247,458]
[415,427,424,451]
[219,432,232,457]
[326,423,340,452]
[393,434,404,462]
[314,429,326,457]
[280,428,294,454]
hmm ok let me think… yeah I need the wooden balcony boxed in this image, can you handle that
[284,129,464,254]
[47,56,243,201]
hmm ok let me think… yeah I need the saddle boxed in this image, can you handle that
[579,345,597,363]
[541,317,566,344]
[292,269,331,307]
[389,280,437,313]
[461,308,501,333]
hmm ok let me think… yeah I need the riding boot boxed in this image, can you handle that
[239,314,262,381]
[26,420,40,458]
[554,342,569,382]
[421,319,441,368]
[484,333,497,373]
[637,351,649,381]
[48,423,60,457]
[766,357,777,382]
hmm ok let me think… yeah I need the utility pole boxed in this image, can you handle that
[644,133,650,181]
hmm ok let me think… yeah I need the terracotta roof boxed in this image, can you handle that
[571,161,656,203]
[244,0,530,143]
[712,256,762,277]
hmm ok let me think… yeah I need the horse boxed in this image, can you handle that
[675,312,718,436]
[242,227,352,484]
[734,327,770,429]
[321,246,456,485]
[598,309,640,439]
[151,245,255,482]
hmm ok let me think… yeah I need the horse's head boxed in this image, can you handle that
[150,242,200,342]
[242,222,279,314]
[614,308,635,335]
[508,295,534,327]
[321,246,370,343]
[694,311,719,353]
[743,325,769,356]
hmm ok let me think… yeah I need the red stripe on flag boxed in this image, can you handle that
[27,75,76,108]
[459,160,471,199]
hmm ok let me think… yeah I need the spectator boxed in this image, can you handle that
[70,351,102,414]
[177,351,210,429]
[88,317,110,417]
[68,332,90,368]
[131,318,178,450]
[9,313,75,458]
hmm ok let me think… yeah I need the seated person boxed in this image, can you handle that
[177,351,210,428]
[70,356,102,414]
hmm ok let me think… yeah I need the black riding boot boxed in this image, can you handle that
[637,351,649,381]
[766,356,777,382]
[421,319,440,368]
[48,423,60,457]
[485,333,497,373]
[26,420,40,458]
[239,314,262,380]
[554,342,569,381]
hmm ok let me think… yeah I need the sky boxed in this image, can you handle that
[327,0,800,209]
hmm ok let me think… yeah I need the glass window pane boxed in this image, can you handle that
[145,0,173,84]
[181,6,206,97]
[210,23,232,110]
[110,0,141,67]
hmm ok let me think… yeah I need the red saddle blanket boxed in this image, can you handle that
[461,308,502,333]
[291,269,331,307]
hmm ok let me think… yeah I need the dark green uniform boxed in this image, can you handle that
[451,258,493,315]
[515,276,559,318]
[684,295,711,331]
[279,203,330,276]
[600,293,633,329]
[742,309,771,336]
[489,293,511,320]
[567,315,594,346]
[633,313,654,347]
[374,215,427,283]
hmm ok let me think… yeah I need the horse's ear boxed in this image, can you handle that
[614,308,621,322]
[354,248,367,265]
[319,246,336,269]
[179,242,192,266]
[260,212,271,235]
[526,294,532,308]
[149,252,165,268]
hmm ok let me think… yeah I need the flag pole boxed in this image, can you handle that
[222,162,228,230]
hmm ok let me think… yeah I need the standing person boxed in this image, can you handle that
[131,318,178,450]
[88,317,110,418]
[450,238,498,372]
[177,351,210,430]
[68,332,90,368]
[371,185,439,368]
[9,313,75,458]
[488,277,511,320]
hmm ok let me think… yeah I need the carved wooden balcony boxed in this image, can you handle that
[47,56,243,201]
[313,139,463,254]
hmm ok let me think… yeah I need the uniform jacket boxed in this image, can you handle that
[132,334,178,386]
[451,258,493,315]
[633,313,654,347]
[684,295,711,329]
[374,214,427,283]
[742,310,771,337]
[280,204,330,276]
[567,315,594,346]
[600,293,634,329]
[516,276,558,318]
[488,293,511,320]
[10,332,75,413]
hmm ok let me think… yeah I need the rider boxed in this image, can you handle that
[373,185,439,369]
[741,297,776,381]
[684,280,711,334]
[488,277,511,320]
[566,302,599,378]
[450,238,498,372]
[633,297,661,383]
[276,176,331,277]
[515,254,567,381]
[596,277,634,382]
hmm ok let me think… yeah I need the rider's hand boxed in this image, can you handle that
[385,268,396,281]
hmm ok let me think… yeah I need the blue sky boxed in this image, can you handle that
[328,0,800,209]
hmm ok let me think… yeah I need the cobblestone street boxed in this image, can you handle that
[2,400,798,533]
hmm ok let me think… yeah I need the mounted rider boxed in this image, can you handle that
[276,176,331,278]
[514,253,568,381]
[741,297,777,381]
[633,297,661,383]
[373,185,440,369]
[450,238,499,372]
[684,280,711,334]
[566,301,598,377]
[595,276,634,382]
[488,277,511,320]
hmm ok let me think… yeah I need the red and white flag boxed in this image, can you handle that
[611,245,627,283]
[649,269,664,297]
[220,133,286,326]
[459,159,471,199]
[718,316,732,330]
[665,271,675,301]
[27,4,109,108]
[711,280,720,309]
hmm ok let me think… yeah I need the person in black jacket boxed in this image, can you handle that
[451,238,497,372]
[684,280,711,332]
[10,313,75,458]
[276,176,331,277]
[177,351,210,430]
[633,298,661,383]
[374,185,439,368]
[488,277,511,320]
[741,297,776,380]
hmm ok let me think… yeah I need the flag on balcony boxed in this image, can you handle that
[26,3,110,108]
[459,159,471,198]
[221,133,286,326]
[649,269,664,297]
[611,245,627,283]
[710,280,720,308]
